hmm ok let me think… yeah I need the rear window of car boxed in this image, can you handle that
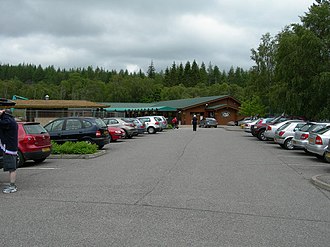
[23,124,47,134]
[299,123,315,132]
[278,122,291,131]
[316,125,330,135]
[82,120,93,128]
[95,118,107,127]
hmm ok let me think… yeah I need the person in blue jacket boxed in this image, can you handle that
[0,109,18,193]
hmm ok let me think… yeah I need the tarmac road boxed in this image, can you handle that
[0,127,329,246]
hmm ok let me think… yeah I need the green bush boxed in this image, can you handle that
[51,141,98,154]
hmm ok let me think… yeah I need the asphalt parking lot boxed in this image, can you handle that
[1,127,329,246]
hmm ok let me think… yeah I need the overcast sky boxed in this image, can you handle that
[0,0,314,73]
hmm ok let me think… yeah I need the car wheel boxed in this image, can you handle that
[315,154,325,160]
[283,138,294,150]
[148,127,155,134]
[34,158,46,164]
[257,129,267,141]
[325,151,330,163]
[98,145,104,149]
[17,151,24,167]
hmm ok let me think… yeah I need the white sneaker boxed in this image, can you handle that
[3,185,17,194]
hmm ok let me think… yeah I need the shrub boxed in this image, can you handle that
[51,141,98,154]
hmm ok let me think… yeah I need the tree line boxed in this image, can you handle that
[0,0,329,120]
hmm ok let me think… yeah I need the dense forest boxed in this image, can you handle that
[0,0,329,120]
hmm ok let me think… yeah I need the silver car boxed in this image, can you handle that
[103,118,138,138]
[243,119,259,133]
[152,116,168,131]
[292,122,330,151]
[274,121,306,150]
[325,141,330,163]
[137,116,161,134]
[264,120,303,140]
[306,125,330,160]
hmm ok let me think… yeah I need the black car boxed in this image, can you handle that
[44,117,110,149]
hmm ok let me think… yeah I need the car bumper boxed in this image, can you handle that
[264,131,274,139]
[274,137,285,144]
[306,143,327,156]
[292,139,308,149]
[111,134,122,141]
[23,149,52,160]
[93,137,110,146]
[137,128,145,134]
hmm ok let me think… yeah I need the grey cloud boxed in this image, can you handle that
[0,0,314,72]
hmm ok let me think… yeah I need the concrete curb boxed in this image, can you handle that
[48,150,107,160]
[311,174,330,191]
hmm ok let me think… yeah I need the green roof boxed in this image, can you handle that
[152,95,228,109]
[103,95,232,112]
[103,102,153,108]
[104,105,176,112]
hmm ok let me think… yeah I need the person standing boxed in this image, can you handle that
[192,114,198,131]
[0,109,18,193]
[171,117,178,129]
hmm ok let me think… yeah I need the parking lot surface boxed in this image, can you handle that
[1,128,329,246]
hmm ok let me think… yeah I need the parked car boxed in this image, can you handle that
[306,125,330,160]
[103,118,138,138]
[0,122,52,168]
[151,116,168,131]
[251,118,274,140]
[107,126,125,142]
[237,117,254,127]
[199,117,218,128]
[137,116,161,134]
[325,141,330,163]
[292,122,330,151]
[264,120,304,141]
[122,118,145,134]
[243,119,259,133]
[274,121,307,150]
[44,117,110,149]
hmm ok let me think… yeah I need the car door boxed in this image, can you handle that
[62,118,83,142]
[44,119,65,142]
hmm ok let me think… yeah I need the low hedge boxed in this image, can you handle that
[51,141,98,154]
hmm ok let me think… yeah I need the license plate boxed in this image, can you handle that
[308,137,314,144]
[42,147,50,152]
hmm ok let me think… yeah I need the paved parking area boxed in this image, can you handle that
[0,128,329,246]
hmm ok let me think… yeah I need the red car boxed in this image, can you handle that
[17,122,52,166]
[107,126,125,142]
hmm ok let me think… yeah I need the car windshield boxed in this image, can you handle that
[23,124,48,134]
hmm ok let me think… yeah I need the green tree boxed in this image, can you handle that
[274,0,330,119]
[239,96,266,117]
[147,60,156,79]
